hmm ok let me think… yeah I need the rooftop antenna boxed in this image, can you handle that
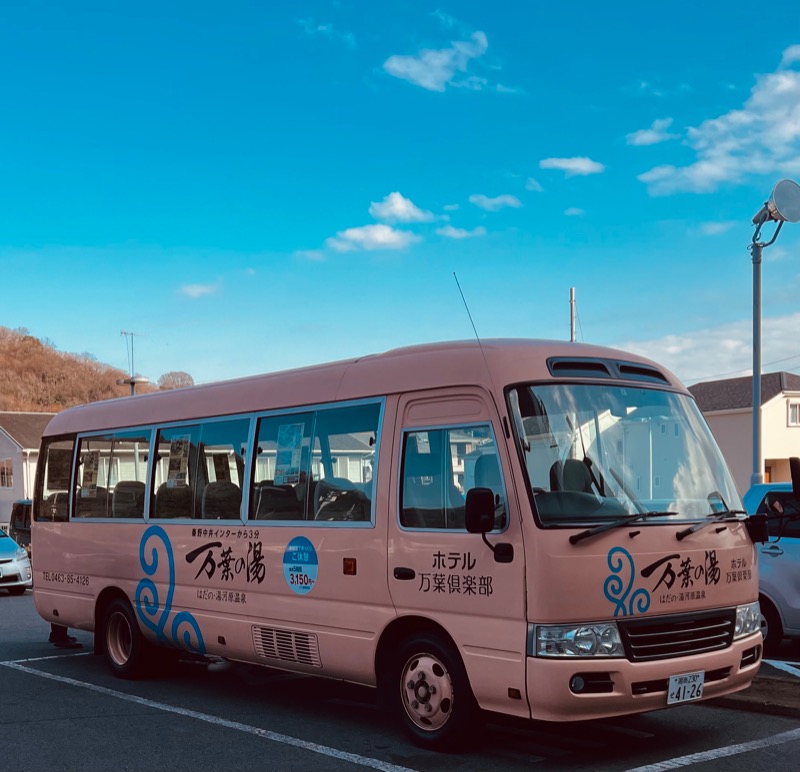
[453,272,481,343]
[119,330,149,396]
[120,330,140,376]
[453,272,522,449]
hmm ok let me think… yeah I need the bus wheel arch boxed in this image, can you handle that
[376,618,480,751]
[99,594,150,679]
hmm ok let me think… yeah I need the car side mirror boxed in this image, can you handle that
[746,514,769,544]
[465,487,495,534]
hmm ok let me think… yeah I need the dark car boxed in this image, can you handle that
[9,499,32,559]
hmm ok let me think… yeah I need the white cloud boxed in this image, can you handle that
[564,207,585,217]
[325,224,421,252]
[369,192,434,223]
[781,44,800,68]
[617,312,800,385]
[383,31,488,92]
[436,224,487,239]
[639,46,800,194]
[468,193,522,211]
[295,249,326,261]
[626,117,679,146]
[539,156,605,176]
[699,221,735,236]
[298,19,355,48]
[180,283,220,299]
[525,177,544,192]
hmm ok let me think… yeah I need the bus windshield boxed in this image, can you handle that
[508,383,741,525]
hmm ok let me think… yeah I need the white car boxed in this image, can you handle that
[743,483,800,652]
[0,530,32,596]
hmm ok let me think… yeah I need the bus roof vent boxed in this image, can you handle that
[547,357,671,385]
[616,363,670,385]
[547,358,613,379]
[252,625,322,668]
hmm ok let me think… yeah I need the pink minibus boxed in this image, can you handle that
[32,339,766,750]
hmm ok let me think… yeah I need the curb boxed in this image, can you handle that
[708,676,800,720]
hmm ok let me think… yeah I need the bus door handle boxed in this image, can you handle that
[761,545,784,557]
[393,567,416,580]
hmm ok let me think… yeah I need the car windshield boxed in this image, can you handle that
[508,383,742,525]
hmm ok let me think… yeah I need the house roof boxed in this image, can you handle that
[689,372,800,412]
[0,412,56,450]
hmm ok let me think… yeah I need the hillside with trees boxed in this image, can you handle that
[0,326,193,412]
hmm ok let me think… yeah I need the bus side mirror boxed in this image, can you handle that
[746,514,769,544]
[465,488,495,534]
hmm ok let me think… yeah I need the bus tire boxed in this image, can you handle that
[393,633,480,752]
[102,597,150,679]
[760,595,782,655]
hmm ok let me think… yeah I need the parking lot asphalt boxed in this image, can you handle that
[710,659,800,719]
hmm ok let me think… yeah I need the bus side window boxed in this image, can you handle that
[400,425,505,531]
[311,403,379,522]
[34,438,75,522]
[75,431,150,519]
[250,413,313,521]
[152,426,201,519]
[250,402,380,523]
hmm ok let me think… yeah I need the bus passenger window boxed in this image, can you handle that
[75,431,150,519]
[34,439,75,522]
[251,413,313,521]
[311,403,380,522]
[152,426,200,519]
[250,401,380,523]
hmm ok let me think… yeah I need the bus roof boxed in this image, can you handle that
[42,338,686,437]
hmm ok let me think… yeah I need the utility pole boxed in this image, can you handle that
[569,288,576,342]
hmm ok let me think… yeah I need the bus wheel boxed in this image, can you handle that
[760,596,782,655]
[103,598,149,679]
[393,633,479,751]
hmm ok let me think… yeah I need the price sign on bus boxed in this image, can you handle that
[283,536,318,595]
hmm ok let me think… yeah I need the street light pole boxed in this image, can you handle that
[749,180,800,487]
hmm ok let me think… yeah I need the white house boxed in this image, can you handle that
[0,412,55,529]
[689,372,800,495]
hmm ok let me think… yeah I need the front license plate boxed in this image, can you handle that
[667,671,705,705]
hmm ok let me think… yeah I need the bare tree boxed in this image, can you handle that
[158,371,195,390]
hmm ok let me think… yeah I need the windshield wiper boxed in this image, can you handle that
[675,510,747,541]
[569,511,678,545]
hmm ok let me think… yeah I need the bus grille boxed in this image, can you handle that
[251,626,322,667]
[618,609,736,662]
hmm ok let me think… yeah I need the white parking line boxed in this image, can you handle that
[623,727,800,772]
[1,659,418,772]
[764,659,800,678]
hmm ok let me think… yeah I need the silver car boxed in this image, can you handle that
[0,529,32,596]
[743,483,799,652]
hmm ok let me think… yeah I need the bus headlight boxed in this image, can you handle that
[532,622,625,657]
[734,601,761,639]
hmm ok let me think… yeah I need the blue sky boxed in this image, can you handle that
[3,2,800,387]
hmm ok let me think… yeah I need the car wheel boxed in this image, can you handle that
[392,633,480,751]
[760,596,783,655]
[7,586,27,596]
[103,597,152,679]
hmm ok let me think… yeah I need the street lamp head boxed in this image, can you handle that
[752,179,800,225]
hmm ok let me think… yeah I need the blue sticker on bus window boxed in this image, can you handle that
[283,536,318,595]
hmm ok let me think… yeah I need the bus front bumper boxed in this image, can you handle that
[526,634,762,721]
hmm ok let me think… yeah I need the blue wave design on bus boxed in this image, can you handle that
[603,546,651,617]
[135,525,206,654]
